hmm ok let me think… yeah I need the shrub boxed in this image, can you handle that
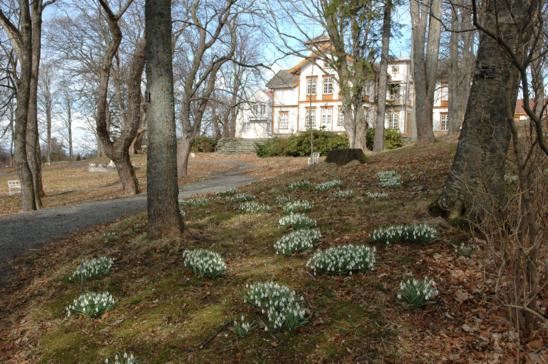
[191,135,217,153]
[285,130,348,156]
[273,228,322,255]
[245,282,307,331]
[369,224,437,245]
[397,277,439,308]
[66,292,116,318]
[69,257,114,282]
[333,189,353,198]
[306,245,376,275]
[366,128,404,151]
[228,193,256,203]
[180,197,209,207]
[278,213,316,229]
[287,180,312,191]
[238,201,271,214]
[366,191,389,199]
[104,352,137,364]
[233,316,255,337]
[255,138,289,157]
[182,249,227,278]
[376,170,401,188]
[315,179,342,191]
[282,200,312,214]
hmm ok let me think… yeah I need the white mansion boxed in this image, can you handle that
[236,39,450,140]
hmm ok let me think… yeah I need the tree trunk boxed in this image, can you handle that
[145,0,183,238]
[177,135,193,178]
[429,0,534,221]
[113,148,139,194]
[374,0,391,152]
[46,93,52,163]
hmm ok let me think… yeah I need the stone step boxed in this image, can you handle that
[216,138,267,154]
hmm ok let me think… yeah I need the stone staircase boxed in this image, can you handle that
[216,138,268,154]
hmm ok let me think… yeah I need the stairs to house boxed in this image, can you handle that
[216,138,268,154]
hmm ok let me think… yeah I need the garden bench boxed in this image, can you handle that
[8,180,21,195]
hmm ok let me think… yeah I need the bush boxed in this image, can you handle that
[397,277,439,308]
[104,352,137,364]
[273,228,322,255]
[182,249,227,278]
[66,292,116,318]
[256,131,348,157]
[376,170,401,188]
[306,245,376,275]
[278,213,316,229]
[69,257,114,282]
[245,282,307,331]
[369,224,437,245]
[192,135,217,153]
[282,200,312,214]
[255,138,289,157]
[238,201,271,214]
[366,128,404,151]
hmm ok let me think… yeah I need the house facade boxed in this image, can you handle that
[234,90,272,139]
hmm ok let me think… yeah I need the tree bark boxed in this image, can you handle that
[429,0,535,221]
[145,0,183,238]
[177,135,193,178]
[374,0,391,152]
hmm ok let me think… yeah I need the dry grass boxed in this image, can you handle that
[1,142,545,363]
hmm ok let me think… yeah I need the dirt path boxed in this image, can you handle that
[0,163,256,284]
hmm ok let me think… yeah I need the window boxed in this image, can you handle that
[391,65,399,74]
[251,103,266,116]
[323,76,333,94]
[441,83,449,101]
[337,106,345,126]
[321,107,333,130]
[278,111,289,129]
[440,113,448,131]
[306,77,317,95]
[305,108,316,128]
[388,112,399,129]
[388,83,401,100]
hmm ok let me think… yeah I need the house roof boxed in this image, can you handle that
[304,34,331,46]
[266,70,299,89]
[514,99,548,115]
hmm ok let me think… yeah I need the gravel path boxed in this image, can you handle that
[0,163,256,283]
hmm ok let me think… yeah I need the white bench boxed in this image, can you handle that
[8,180,21,195]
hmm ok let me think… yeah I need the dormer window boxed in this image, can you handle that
[323,76,333,94]
[306,77,317,95]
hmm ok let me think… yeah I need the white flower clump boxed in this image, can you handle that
[181,197,209,207]
[274,228,322,255]
[455,242,475,257]
[287,180,312,190]
[275,195,292,206]
[366,191,389,199]
[66,292,116,318]
[217,188,237,197]
[238,201,272,214]
[245,282,307,331]
[333,189,353,198]
[103,231,119,243]
[228,193,256,203]
[397,277,439,308]
[105,352,137,364]
[69,257,113,282]
[504,174,518,184]
[306,245,376,275]
[278,213,317,229]
[233,315,255,337]
[315,179,343,191]
[376,170,401,188]
[182,249,227,278]
[369,224,437,245]
[282,200,312,214]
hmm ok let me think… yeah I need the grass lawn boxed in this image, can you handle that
[1,141,541,363]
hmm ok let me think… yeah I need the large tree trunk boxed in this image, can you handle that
[374,0,392,152]
[410,0,441,143]
[145,0,183,238]
[113,148,139,194]
[429,0,534,221]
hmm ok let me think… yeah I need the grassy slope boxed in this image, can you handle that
[0,141,529,363]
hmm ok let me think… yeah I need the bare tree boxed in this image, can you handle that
[145,0,183,238]
[58,80,74,160]
[38,61,54,163]
[410,0,442,143]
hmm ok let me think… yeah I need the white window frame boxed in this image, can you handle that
[305,108,316,128]
[278,111,289,129]
[388,112,399,129]
[440,113,448,131]
[337,106,345,126]
[306,77,317,96]
[323,76,333,95]
[321,107,333,130]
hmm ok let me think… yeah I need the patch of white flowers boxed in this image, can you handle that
[66,292,116,318]
[104,352,137,364]
[182,249,227,278]
[228,193,256,203]
[397,277,439,308]
[69,257,113,282]
[275,195,291,206]
[504,174,518,184]
[238,201,272,214]
[369,224,437,245]
[273,228,322,256]
[103,231,119,243]
[282,200,312,214]
[181,197,209,207]
[315,179,343,191]
[278,213,317,229]
[306,245,376,275]
[217,188,237,197]
[233,315,255,337]
[376,170,401,188]
[245,282,307,331]
[366,191,389,199]
[455,242,475,257]
[287,180,312,190]
[333,189,353,198]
